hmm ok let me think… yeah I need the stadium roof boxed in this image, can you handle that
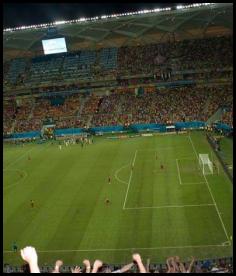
[3,3,233,60]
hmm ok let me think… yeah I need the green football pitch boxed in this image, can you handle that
[3,131,233,266]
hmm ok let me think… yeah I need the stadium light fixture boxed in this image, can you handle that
[3,3,217,33]
[54,21,66,25]
[176,3,214,10]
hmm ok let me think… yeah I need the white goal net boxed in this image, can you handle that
[199,154,213,175]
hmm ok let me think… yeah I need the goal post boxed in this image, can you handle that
[199,154,214,175]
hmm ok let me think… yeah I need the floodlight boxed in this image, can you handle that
[54,21,66,25]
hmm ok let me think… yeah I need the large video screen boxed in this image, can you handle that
[42,38,67,55]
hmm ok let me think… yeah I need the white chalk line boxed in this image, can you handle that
[114,163,130,185]
[176,157,197,160]
[188,135,231,244]
[3,243,231,254]
[3,169,28,190]
[222,241,231,246]
[122,150,137,209]
[176,157,205,185]
[181,182,206,185]
[137,147,174,151]
[3,147,34,170]
[124,203,215,210]
[3,143,51,190]
[3,142,50,170]
[176,159,182,185]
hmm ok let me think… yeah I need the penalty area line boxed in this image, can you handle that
[176,159,182,185]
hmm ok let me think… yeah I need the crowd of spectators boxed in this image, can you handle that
[91,113,131,127]
[81,95,101,115]
[3,100,16,135]
[97,94,122,114]
[204,85,232,121]
[117,36,232,75]
[3,120,14,135]
[56,116,90,129]
[4,246,232,273]
[3,36,232,91]
[8,95,83,133]
[3,36,233,134]
[221,108,233,128]
[3,84,232,134]
[14,104,32,121]
[14,119,42,133]
[91,84,232,126]
[172,36,232,70]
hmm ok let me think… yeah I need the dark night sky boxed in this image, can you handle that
[3,3,183,28]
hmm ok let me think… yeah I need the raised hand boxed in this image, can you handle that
[91,260,103,273]
[20,246,40,273]
[52,260,63,273]
[71,266,82,273]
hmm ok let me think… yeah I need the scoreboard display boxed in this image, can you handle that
[42,37,67,55]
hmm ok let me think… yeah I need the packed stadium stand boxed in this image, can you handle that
[3,83,233,135]
[3,3,233,273]
[5,58,27,85]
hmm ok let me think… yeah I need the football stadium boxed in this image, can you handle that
[3,3,233,273]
